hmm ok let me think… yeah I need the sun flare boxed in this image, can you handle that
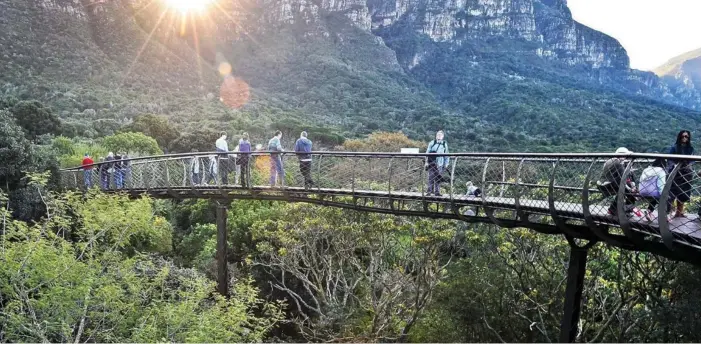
[164,0,213,13]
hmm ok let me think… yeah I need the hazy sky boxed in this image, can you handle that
[568,0,701,71]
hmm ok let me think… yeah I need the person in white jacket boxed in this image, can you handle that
[639,157,671,222]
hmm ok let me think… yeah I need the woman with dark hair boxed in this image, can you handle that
[639,157,670,222]
[667,130,695,218]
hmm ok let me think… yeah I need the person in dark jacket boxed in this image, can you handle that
[114,152,124,189]
[294,131,314,189]
[667,130,695,218]
[99,157,109,190]
[105,152,115,189]
[237,132,252,188]
[121,152,131,188]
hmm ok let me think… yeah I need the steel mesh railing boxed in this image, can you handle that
[60,151,701,251]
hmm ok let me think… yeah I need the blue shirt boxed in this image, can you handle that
[294,137,313,161]
[238,139,251,153]
[426,140,449,168]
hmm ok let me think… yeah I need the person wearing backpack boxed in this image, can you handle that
[268,130,285,187]
[424,130,450,196]
[639,157,671,222]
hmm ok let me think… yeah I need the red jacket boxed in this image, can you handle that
[82,157,94,170]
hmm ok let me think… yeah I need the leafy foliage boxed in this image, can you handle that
[121,114,180,150]
[101,132,162,155]
[0,189,284,343]
[344,131,425,152]
[7,100,61,140]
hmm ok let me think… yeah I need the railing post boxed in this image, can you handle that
[582,158,612,242]
[388,157,394,210]
[164,160,170,189]
[216,201,229,297]
[616,158,642,244]
[421,156,428,212]
[316,155,323,191]
[216,155,222,187]
[559,241,592,343]
[659,163,682,250]
[351,157,356,195]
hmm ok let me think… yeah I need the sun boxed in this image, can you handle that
[164,0,213,13]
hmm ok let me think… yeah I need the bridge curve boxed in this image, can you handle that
[59,151,701,264]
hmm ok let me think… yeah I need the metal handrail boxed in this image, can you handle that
[61,151,690,172]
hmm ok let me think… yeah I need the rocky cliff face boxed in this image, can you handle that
[252,0,701,110]
[3,0,701,112]
[654,48,701,110]
[257,0,629,70]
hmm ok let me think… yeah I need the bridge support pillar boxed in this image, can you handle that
[216,202,229,297]
[559,245,589,343]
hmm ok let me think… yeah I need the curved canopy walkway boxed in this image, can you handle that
[59,151,701,264]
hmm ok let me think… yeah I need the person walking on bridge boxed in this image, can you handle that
[294,131,314,189]
[105,152,115,189]
[667,130,695,218]
[206,154,218,185]
[190,149,201,186]
[121,152,131,188]
[425,130,449,196]
[98,157,109,190]
[114,152,124,189]
[216,131,231,185]
[268,130,285,187]
[237,133,252,188]
[81,153,94,189]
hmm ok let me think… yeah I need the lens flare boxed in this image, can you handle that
[220,76,250,109]
[218,62,232,76]
[164,0,213,13]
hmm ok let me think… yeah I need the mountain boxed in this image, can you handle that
[654,47,701,108]
[1,0,700,153]
[655,47,701,76]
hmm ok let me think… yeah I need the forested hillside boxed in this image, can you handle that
[1,0,700,153]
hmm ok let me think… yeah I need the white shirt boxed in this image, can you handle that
[640,166,666,194]
[215,137,228,152]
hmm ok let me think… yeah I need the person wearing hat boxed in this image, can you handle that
[598,147,638,216]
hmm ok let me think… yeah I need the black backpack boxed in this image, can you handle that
[427,141,445,164]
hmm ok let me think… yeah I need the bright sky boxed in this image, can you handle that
[568,0,701,71]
